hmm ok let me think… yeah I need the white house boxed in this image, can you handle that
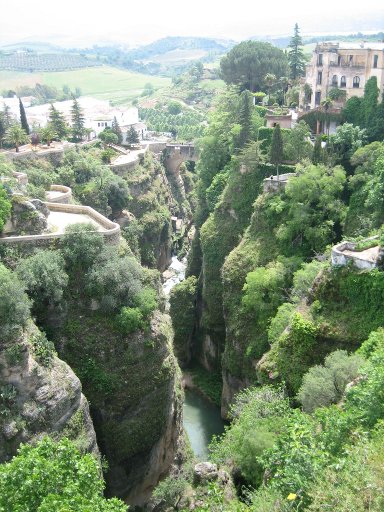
[23,97,146,141]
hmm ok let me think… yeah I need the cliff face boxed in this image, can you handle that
[55,309,183,505]
[0,322,98,462]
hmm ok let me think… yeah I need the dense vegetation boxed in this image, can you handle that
[162,61,384,510]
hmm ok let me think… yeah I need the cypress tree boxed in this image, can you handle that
[70,98,85,142]
[363,77,379,141]
[238,90,253,149]
[312,135,323,164]
[126,126,140,145]
[288,23,306,80]
[269,123,284,178]
[48,104,68,140]
[111,116,123,144]
[19,98,30,135]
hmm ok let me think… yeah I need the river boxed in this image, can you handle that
[162,255,225,459]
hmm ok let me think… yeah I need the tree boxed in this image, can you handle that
[48,104,68,139]
[61,223,104,275]
[0,437,127,512]
[99,129,118,146]
[320,97,333,139]
[111,116,123,144]
[4,123,29,152]
[220,41,289,92]
[312,135,323,164]
[125,126,140,145]
[40,123,57,147]
[0,264,31,341]
[287,23,306,80]
[276,163,346,255]
[86,248,143,312]
[269,123,284,177]
[16,250,68,314]
[19,97,30,135]
[238,90,253,148]
[283,121,312,162]
[297,350,364,412]
[264,73,277,103]
[107,176,131,214]
[70,98,85,142]
[0,184,11,234]
[329,122,366,163]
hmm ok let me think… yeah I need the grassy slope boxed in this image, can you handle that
[0,66,171,106]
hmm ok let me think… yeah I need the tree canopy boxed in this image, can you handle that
[0,437,127,512]
[220,41,289,92]
[287,23,306,79]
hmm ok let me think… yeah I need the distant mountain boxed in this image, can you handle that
[0,41,64,53]
[126,36,234,60]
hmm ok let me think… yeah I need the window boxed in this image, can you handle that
[338,55,342,66]
[315,91,321,106]
[349,55,353,64]
[373,55,378,68]
[318,54,323,66]
[317,71,322,85]
[340,76,346,88]
[332,75,338,86]
[353,76,360,88]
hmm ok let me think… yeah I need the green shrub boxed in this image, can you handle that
[358,327,384,359]
[0,184,12,232]
[30,331,56,367]
[116,307,143,334]
[133,287,158,318]
[210,386,290,487]
[0,437,127,511]
[0,264,31,341]
[297,350,364,412]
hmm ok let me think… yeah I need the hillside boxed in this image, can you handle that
[0,66,171,106]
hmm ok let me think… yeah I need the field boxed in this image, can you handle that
[0,66,171,106]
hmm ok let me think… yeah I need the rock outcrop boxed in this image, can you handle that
[0,322,98,462]
[55,309,183,505]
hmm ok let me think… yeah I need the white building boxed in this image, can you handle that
[300,41,384,111]
[23,97,146,141]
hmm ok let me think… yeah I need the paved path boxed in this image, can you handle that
[47,211,107,234]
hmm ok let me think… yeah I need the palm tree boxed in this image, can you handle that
[320,97,333,139]
[5,124,29,152]
[40,123,57,147]
[264,73,277,105]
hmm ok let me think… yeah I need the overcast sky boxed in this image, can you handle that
[1,0,383,47]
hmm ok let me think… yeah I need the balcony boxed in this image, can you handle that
[329,62,365,68]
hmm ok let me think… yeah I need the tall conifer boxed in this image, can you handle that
[288,24,306,80]
[19,98,30,135]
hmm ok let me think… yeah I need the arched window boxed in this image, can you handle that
[332,75,338,86]
[373,55,378,68]
[340,76,346,88]
[353,76,360,88]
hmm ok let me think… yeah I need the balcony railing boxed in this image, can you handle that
[329,62,365,68]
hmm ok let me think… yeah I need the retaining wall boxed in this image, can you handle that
[46,185,72,204]
[331,236,379,270]
[0,202,120,246]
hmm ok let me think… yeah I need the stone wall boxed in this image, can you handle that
[331,236,380,270]
[46,185,72,204]
[0,202,121,246]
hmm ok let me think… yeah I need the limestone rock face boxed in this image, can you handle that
[3,196,49,236]
[55,310,184,506]
[0,323,98,462]
[194,462,219,484]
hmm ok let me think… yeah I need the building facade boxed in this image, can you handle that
[300,42,384,111]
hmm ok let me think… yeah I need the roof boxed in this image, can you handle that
[317,41,384,51]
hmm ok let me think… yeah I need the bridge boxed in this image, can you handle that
[162,143,198,174]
